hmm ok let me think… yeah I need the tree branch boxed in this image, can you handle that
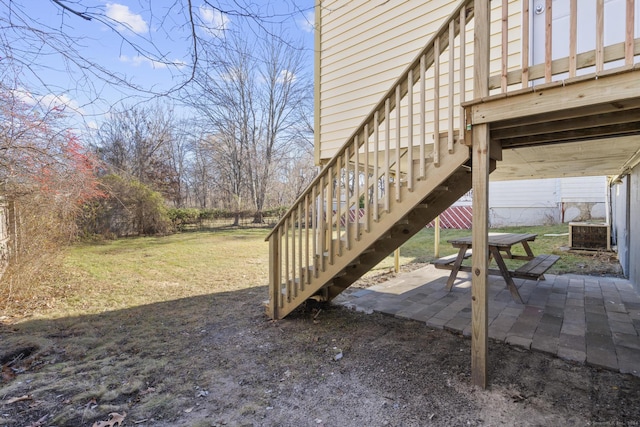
[50,0,92,21]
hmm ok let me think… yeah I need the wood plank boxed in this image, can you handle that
[384,98,390,213]
[521,0,529,88]
[501,0,508,93]
[490,97,640,132]
[434,36,441,166]
[490,246,523,303]
[446,244,471,290]
[497,121,640,148]
[395,85,401,201]
[459,7,467,144]
[627,0,635,65]
[364,124,370,233]
[596,0,604,73]
[353,136,360,241]
[491,107,640,141]
[471,68,640,124]
[471,0,491,390]
[374,112,380,222]
[319,176,325,272]
[569,0,577,78]
[471,123,489,389]
[545,0,552,82]
[449,19,456,151]
[407,69,414,190]
[268,233,280,319]
[420,54,426,179]
[487,39,640,90]
[433,249,473,267]
[514,254,560,279]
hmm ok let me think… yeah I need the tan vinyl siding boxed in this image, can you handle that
[317,0,455,163]
[316,0,523,163]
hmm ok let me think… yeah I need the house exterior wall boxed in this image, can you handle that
[315,0,522,163]
[316,0,451,163]
[612,176,630,277]
[630,166,640,291]
[488,178,560,227]
[612,164,640,292]
[487,177,606,227]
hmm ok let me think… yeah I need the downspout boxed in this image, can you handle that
[625,176,631,278]
[605,176,611,226]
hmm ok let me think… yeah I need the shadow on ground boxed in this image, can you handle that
[1,285,640,426]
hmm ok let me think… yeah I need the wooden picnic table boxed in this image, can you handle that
[433,233,559,304]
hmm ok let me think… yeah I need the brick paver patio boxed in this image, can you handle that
[337,265,640,376]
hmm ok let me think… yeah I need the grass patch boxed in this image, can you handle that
[47,228,271,317]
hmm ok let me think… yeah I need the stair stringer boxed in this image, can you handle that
[326,165,472,299]
[269,145,471,319]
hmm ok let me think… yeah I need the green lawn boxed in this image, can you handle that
[23,224,619,319]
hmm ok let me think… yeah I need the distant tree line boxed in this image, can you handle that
[0,1,316,304]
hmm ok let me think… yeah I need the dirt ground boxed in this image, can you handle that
[2,280,640,427]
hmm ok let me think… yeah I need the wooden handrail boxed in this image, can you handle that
[265,0,475,241]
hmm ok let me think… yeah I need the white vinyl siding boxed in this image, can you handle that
[560,176,606,203]
[490,179,559,208]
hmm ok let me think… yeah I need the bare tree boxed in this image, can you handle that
[94,104,181,201]
[0,0,314,105]
[248,32,311,222]
[186,133,217,209]
[187,28,311,222]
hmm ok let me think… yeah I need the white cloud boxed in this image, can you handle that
[278,70,297,84]
[119,55,186,70]
[106,3,148,34]
[40,93,84,114]
[10,88,83,114]
[299,11,315,33]
[199,5,229,36]
[10,87,36,105]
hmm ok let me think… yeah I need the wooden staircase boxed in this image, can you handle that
[265,1,477,319]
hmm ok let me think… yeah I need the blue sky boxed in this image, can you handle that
[4,0,315,128]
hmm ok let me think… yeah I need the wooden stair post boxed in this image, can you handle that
[471,0,491,390]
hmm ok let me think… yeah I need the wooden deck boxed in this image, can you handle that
[464,67,640,182]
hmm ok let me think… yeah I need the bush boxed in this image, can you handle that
[80,175,172,237]
[167,208,201,230]
[262,206,288,218]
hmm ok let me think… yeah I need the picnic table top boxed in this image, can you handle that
[447,233,537,248]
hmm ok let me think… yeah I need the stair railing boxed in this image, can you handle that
[489,0,639,93]
[265,0,476,319]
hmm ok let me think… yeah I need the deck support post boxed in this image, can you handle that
[268,233,280,320]
[471,0,491,389]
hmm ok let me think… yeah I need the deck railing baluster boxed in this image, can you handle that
[395,85,401,201]
[407,68,414,189]
[354,135,360,240]
[384,98,390,213]
[373,112,380,222]
[420,54,426,179]
[434,36,441,166]
[596,0,604,73]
